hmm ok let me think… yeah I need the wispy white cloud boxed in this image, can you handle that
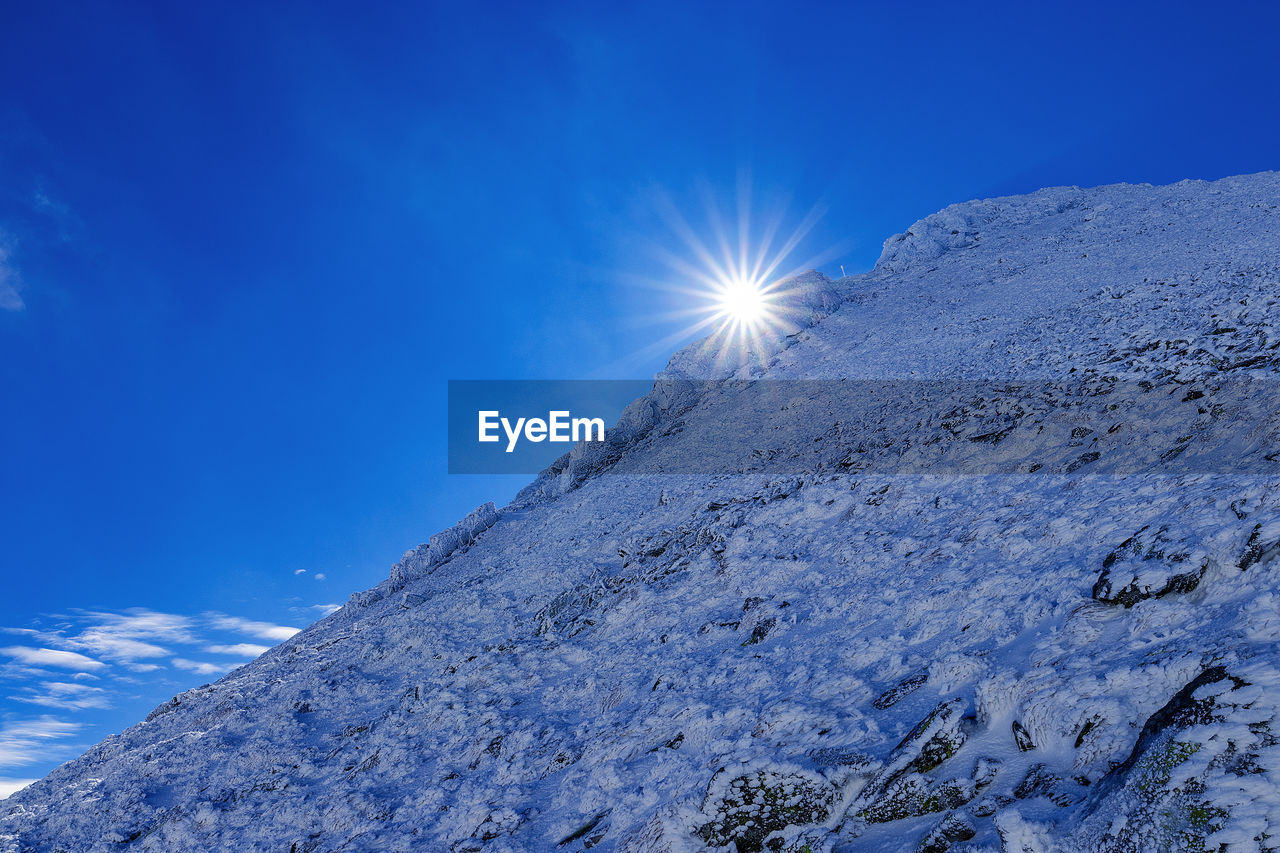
[11,681,110,711]
[294,569,307,575]
[207,615,299,642]
[0,187,82,312]
[0,664,60,681]
[32,188,71,223]
[0,777,37,799]
[205,643,270,658]
[0,242,23,312]
[171,658,232,676]
[99,610,194,636]
[0,717,80,768]
[69,611,189,665]
[312,604,341,617]
[0,606,309,759]
[0,647,104,672]
[84,635,169,661]
[6,610,194,668]
[3,608,303,677]
[314,573,327,582]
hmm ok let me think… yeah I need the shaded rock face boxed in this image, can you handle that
[917,812,976,853]
[887,699,972,779]
[7,174,1280,852]
[696,767,835,852]
[1072,665,1271,851]
[1011,720,1035,752]
[857,774,974,824]
[1092,524,1209,607]
[873,672,928,710]
[1238,522,1280,571]
[840,699,987,830]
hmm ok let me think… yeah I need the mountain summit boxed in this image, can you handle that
[5,173,1280,852]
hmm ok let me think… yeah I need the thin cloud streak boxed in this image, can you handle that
[0,605,316,776]
[0,717,80,767]
[0,778,37,799]
[205,643,270,658]
[207,615,300,642]
[11,681,111,711]
[172,658,233,676]
[4,609,195,668]
[0,647,105,672]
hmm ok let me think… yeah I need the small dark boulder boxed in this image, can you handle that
[1238,523,1280,571]
[696,767,834,853]
[873,672,928,710]
[1092,524,1208,607]
[917,812,976,853]
[1012,720,1036,752]
[1013,763,1076,806]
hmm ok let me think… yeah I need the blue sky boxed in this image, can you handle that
[1,0,1278,790]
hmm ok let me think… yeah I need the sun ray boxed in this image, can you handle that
[597,184,849,379]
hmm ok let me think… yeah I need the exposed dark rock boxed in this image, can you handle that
[890,699,970,778]
[933,778,975,810]
[697,768,834,853]
[557,811,609,848]
[646,732,683,753]
[1090,665,1247,804]
[856,774,940,823]
[857,774,974,824]
[1238,523,1280,571]
[872,672,928,710]
[916,812,976,853]
[1065,451,1101,472]
[1013,763,1075,806]
[972,757,1000,790]
[852,700,975,824]
[1072,665,1258,849]
[743,617,776,646]
[970,794,1014,817]
[1074,716,1101,748]
[1012,720,1035,751]
[1092,524,1208,607]
[806,747,877,773]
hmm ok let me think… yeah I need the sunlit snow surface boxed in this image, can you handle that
[6,173,1280,852]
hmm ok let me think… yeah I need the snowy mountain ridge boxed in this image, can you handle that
[5,173,1280,852]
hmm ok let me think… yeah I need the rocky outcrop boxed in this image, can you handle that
[1073,663,1275,851]
[695,765,835,852]
[1092,524,1209,607]
[389,501,499,585]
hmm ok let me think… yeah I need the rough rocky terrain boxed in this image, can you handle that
[5,173,1280,851]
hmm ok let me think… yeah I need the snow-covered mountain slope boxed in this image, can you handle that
[6,173,1280,853]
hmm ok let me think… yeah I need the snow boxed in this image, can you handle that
[4,172,1280,852]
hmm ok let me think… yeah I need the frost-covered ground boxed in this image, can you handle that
[4,173,1280,852]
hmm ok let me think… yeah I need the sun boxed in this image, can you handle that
[715,273,772,330]
[597,182,844,377]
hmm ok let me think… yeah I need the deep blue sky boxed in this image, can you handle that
[1,0,1278,787]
